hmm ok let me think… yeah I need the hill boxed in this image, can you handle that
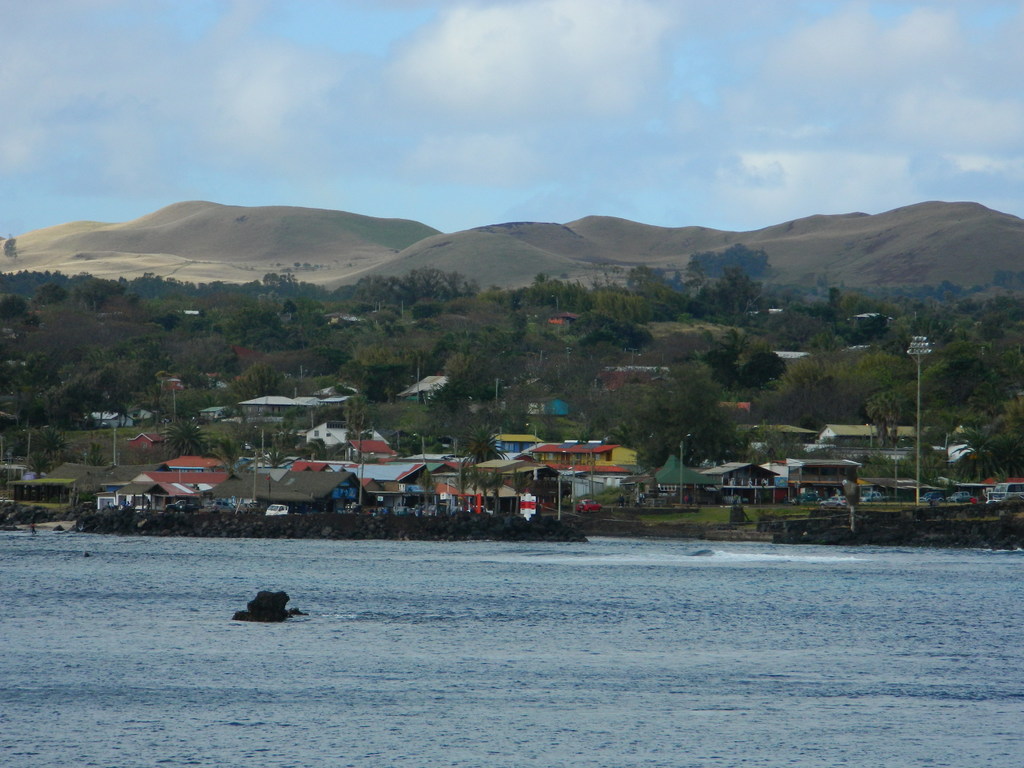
[6,200,1023,292]
[10,201,440,287]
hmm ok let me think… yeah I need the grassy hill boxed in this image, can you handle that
[6,200,1023,292]
[12,201,440,287]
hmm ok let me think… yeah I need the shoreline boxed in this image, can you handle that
[4,503,1024,549]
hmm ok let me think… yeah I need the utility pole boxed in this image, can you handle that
[907,336,932,505]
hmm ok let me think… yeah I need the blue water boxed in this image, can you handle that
[2,532,1023,767]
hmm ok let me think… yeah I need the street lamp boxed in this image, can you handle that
[678,433,693,506]
[907,336,932,505]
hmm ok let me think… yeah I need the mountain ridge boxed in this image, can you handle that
[5,200,1022,291]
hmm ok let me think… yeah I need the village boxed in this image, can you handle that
[3,378,995,518]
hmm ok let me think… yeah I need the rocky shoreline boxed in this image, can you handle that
[71,507,587,542]
[3,501,1023,549]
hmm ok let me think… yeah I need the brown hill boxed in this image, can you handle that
[387,202,1024,290]
[11,201,440,287]
[6,200,1023,291]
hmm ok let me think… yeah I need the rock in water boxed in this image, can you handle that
[232,590,293,622]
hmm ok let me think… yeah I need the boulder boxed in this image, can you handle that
[232,590,296,622]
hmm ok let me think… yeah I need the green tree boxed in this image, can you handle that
[207,435,242,472]
[866,391,903,448]
[229,363,286,403]
[621,365,740,468]
[464,426,500,464]
[163,421,208,456]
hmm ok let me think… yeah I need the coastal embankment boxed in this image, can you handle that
[72,507,587,542]
[3,501,1023,549]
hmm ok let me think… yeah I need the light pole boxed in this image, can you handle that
[907,336,932,505]
[678,440,684,505]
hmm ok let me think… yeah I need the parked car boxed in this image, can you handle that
[165,499,200,513]
[921,491,946,504]
[575,499,602,512]
[819,495,847,509]
[860,490,886,502]
[947,491,975,504]
[795,491,821,504]
[265,504,289,516]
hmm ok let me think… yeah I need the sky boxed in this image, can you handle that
[3,0,1024,236]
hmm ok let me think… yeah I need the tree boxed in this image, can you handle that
[229,363,286,403]
[866,391,903,448]
[163,421,208,456]
[208,435,242,472]
[3,237,17,260]
[621,365,740,468]
[0,294,28,320]
[464,425,500,464]
[34,425,68,465]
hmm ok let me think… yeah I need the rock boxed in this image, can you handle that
[232,590,295,622]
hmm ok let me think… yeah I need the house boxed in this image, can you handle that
[346,439,397,462]
[653,455,716,503]
[106,470,231,510]
[90,411,134,429]
[10,463,160,506]
[787,458,861,499]
[396,375,449,402]
[128,433,165,451]
[323,461,433,511]
[305,421,348,447]
[494,433,542,457]
[198,406,230,422]
[700,461,782,503]
[547,312,579,325]
[211,469,360,514]
[237,395,301,420]
[160,455,224,472]
[816,424,914,447]
[528,441,638,471]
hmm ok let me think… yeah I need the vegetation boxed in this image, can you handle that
[2,262,1024,492]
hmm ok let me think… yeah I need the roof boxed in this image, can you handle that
[531,442,618,456]
[238,396,296,406]
[129,433,164,442]
[161,456,223,470]
[788,458,862,468]
[396,375,449,398]
[213,470,356,503]
[655,455,715,485]
[337,462,424,482]
[350,439,396,455]
[45,462,163,489]
[819,424,915,438]
[136,470,230,489]
[495,433,542,443]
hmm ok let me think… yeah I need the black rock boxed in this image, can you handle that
[232,590,294,622]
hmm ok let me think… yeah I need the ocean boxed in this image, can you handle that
[3,531,1022,767]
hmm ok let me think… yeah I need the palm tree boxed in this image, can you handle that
[464,426,500,464]
[163,420,208,456]
[83,442,107,467]
[866,391,903,448]
[34,425,68,465]
[955,426,1000,481]
[208,436,242,472]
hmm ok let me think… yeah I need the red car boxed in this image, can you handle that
[575,499,602,512]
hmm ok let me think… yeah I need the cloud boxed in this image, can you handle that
[707,151,917,228]
[388,0,678,120]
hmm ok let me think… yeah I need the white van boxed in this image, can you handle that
[986,483,1024,503]
[265,504,289,516]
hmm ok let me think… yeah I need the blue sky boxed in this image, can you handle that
[3,0,1023,236]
